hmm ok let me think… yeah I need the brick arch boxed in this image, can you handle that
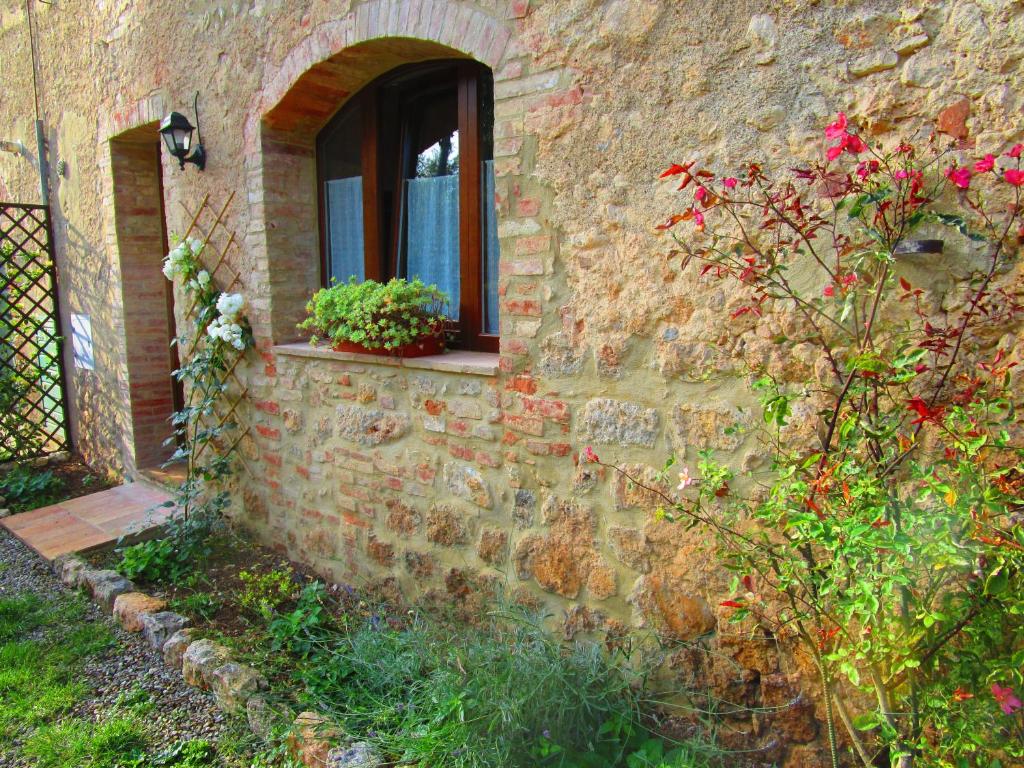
[243,1,511,157]
[243,2,515,343]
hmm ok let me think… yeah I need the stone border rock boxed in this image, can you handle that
[50,553,382,768]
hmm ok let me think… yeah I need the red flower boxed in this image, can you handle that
[1004,169,1024,186]
[951,687,974,703]
[582,446,600,463]
[723,177,738,189]
[974,154,995,172]
[824,113,848,139]
[694,186,708,202]
[944,166,971,189]
[720,600,745,609]
[823,284,835,297]
[991,683,1022,715]
[1007,143,1023,159]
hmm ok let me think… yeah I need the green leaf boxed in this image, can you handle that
[852,711,880,731]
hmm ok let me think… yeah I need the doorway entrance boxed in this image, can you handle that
[109,128,183,476]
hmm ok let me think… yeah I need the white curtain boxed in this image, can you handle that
[326,177,364,283]
[404,174,460,318]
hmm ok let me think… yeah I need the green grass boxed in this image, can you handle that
[0,587,255,767]
[0,591,113,742]
[22,715,147,768]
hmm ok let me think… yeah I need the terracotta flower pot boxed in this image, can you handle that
[332,332,445,358]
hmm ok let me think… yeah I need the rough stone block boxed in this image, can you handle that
[113,592,168,632]
[327,742,383,768]
[162,628,197,669]
[210,661,267,713]
[336,404,410,446]
[55,555,88,588]
[83,570,135,612]
[288,711,343,768]
[142,611,190,650]
[442,462,492,508]
[579,398,659,448]
[182,638,231,690]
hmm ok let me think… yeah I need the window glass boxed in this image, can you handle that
[479,72,499,335]
[319,101,364,283]
[399,85,460,319]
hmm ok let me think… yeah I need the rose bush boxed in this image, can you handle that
[590,116,1024,767]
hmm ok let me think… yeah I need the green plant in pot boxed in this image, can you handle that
[299,277,450,356]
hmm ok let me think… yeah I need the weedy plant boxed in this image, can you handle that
[235,580,720,768]
[590,117,1024,767]
[0,465,64,512]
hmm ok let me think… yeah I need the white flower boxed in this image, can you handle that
[186,237,205,256]
[197,270,211,287]
[216,292,245,321]
[161,243,190,282]
[206,316,245,350]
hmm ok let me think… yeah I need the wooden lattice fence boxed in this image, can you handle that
[0,202,69,460]
[175,193,254,477]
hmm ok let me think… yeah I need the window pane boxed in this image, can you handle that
[404,174,460,317]
[398,86,460,318]
[326,177,364,283]
[482,160,500,334]
[318,100,364,283]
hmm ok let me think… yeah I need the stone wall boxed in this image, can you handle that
[2,1,1023,763]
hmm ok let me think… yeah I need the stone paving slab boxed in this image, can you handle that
[0,482,176,561]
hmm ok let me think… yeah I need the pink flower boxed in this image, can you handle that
[825,129,867,162]
[825,113,848,139]
[582,446,600,463]
[694,186,708,202]
[823,284,835,297]
[1005,169,1024,186]
[991,683,1022,715]
[894,169,910,180]
[722,177,738,189]
[1007,143,1023,159]
[944,166,972,189]
[677,467,696,490]
[974,154,996,172]
[693,210,705,228]
[845,133,867,154]
[840,272,858,288]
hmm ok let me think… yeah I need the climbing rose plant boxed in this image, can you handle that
[119,237,252,581]
[590,117,1024,767]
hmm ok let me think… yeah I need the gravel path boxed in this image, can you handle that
[0,528,232,766]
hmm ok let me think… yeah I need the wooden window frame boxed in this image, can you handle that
[316,61,498,353]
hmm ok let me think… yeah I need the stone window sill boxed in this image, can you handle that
[273,342,500,377]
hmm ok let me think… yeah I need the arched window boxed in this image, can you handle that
[316,60,499,352]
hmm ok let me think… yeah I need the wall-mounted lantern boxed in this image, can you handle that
[160,93,206,171]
